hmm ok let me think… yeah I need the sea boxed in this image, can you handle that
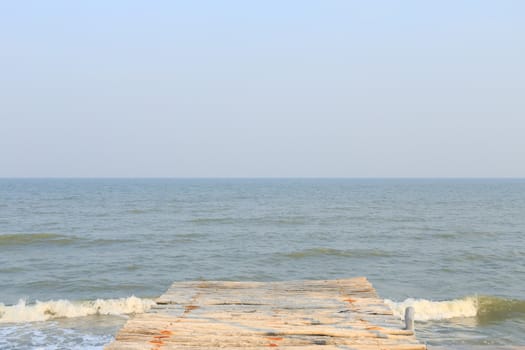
[0,178,524,349]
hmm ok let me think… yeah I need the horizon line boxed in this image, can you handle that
[1,176,524,180]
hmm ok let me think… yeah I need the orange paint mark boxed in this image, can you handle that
[148,328,173,349]
[344,298,356,303]
[184,305,199,313]
[266,337,283,341]
[268,343,278,347]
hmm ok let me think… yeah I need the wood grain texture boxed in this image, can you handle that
[106,277,426,350]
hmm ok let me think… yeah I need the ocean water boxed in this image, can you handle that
[0,178,524,349]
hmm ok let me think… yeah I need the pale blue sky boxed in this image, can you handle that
[1,1,524,177]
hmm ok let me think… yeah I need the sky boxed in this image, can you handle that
[1,0,524,178]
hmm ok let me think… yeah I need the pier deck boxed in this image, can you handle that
[106,277,426,350]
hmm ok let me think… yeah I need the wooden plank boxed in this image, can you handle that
[106,277,426,350]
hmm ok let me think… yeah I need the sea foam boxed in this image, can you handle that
[385,295,525,322]
[384,297,478,321]
[0,296,154,323]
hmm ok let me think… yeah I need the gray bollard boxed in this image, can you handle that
[404,306,415,331]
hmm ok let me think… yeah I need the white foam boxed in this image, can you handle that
[0,323,115,350]
[0,296,154,323]
[384,297,478,321]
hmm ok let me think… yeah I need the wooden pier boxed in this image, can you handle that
[106,277,426,350]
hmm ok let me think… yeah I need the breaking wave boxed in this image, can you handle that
[385,295,525,322]
[0,296,154,323]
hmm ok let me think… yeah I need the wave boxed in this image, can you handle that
[264,216,309,225]
[189,216,310,226]
[385,296,525,322]
[385,297,478,321]
[189,217,236,224]
[0,296,154,323]
[80,237,136,247]
[282,247,393,259]
[477,296,525,323]
[126,208,158,215]
[0,233,78,246]
[0,233,133,248]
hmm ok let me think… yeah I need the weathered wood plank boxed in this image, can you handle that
[106,278,426,350]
